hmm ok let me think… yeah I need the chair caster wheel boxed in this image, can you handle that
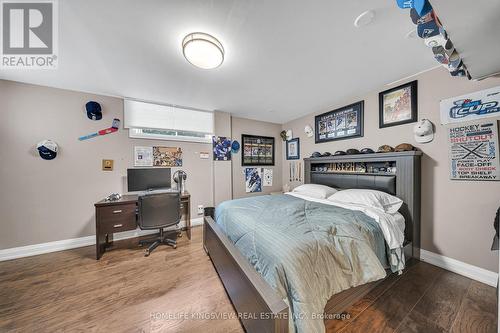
[173,245,177,249]
[144,250,150,256]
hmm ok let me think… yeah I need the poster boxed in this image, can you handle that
[315,101,363,143]
[153,147,183,167]
[134,146,153,166]
[263,168,273,187]
[245,167,262,193]
[440,86,500,125]
[448,121,500,180]
[212,136,231,161]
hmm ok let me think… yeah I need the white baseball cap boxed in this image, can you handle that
[304,125,314,138]
[414,119,434,143]
[36,139,59,160]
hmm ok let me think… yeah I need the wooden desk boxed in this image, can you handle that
[94,191,191,260]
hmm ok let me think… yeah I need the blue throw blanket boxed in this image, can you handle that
[216,194,398,333]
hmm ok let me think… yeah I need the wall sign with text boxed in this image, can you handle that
[448,121,500,181]
[440,86,500,125]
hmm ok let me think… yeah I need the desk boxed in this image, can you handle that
[94,191,191,260]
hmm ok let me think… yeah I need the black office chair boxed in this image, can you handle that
[138,191,181,256]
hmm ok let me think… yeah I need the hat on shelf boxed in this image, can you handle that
[377,145,394,153]
[360,148,375,154]
[395,143,416,152]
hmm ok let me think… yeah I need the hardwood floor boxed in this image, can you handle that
[0,227,497,333]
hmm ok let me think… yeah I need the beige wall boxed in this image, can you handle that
[231,117,283,198]
[281,67,500,272]
[0,80,283,250]
[213,111,233,205]
[0,80,214,249]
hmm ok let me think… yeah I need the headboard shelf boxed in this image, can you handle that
[304,150,422,258]
[310,171,396,177]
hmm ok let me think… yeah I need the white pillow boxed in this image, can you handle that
[328,189,403,213]
[292,184,337,199]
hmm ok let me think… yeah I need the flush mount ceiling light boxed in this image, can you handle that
[182,32,224,69]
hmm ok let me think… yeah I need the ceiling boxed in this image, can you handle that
[0,0,471,123]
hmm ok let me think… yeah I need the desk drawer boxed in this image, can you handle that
[98,204,136,233]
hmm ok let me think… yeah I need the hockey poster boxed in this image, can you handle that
[440,86,500,125]
[448,121,500,181]
[212,136,231,161]
[245,168,262,193]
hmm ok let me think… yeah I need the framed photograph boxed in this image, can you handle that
[286,138,300,160]
[241,134,275,166]
[379,80,418,128]
[315,101,364,143]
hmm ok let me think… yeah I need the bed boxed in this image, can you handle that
[203,151,422,333]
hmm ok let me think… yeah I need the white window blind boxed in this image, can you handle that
[124,99,214,134]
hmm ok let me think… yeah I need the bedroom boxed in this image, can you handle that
[0,0,499,332]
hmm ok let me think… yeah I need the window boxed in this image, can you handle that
[124,99,214,143]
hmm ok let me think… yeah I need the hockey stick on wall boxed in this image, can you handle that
[78,118,120,141]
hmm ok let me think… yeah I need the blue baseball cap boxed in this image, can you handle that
[85,101,102,120]
[414,0,432,16]
[417,18,439,39]
[231,140,240,154]
[396,0,414,9]
[36,140,58,160]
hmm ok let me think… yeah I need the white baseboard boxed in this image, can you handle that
[420,249,498,287]
[0,217,205,262]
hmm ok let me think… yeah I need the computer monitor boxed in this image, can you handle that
[127,168,171,192]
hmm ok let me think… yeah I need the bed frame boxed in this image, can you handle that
[204,151,422,333]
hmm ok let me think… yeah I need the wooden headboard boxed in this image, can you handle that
[303,151,422,258]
